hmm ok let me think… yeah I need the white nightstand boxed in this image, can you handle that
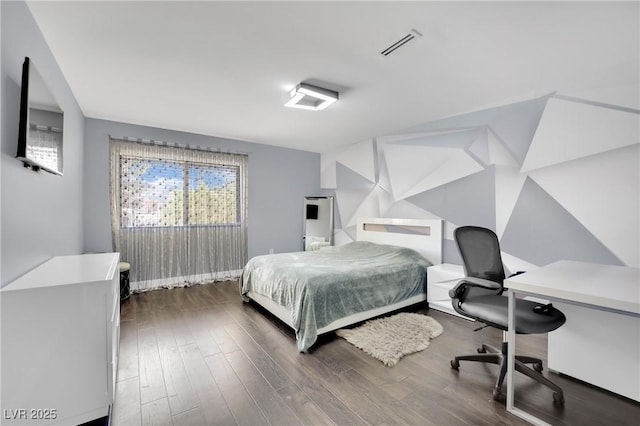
[427,263,470,319]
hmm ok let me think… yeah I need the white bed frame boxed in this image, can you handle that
[246,217,442,337]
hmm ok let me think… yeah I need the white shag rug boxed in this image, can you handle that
[335,312,443,367]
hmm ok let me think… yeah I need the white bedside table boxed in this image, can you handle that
[427,263,470,319]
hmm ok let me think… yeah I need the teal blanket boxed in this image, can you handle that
[240,241,432,352]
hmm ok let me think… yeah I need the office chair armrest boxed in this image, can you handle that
[461,276,502,289]
[448,277,501,299]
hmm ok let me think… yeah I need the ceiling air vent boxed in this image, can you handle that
[380,29,422,56]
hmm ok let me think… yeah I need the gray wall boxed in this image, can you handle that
[2,1,320,286]
[84,119,320,261]
[1,1,85,286]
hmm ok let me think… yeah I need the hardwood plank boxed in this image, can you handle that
[317,336,411,386]
[342,368,439,426]
[209,280,241,303]
[137,327,167,405]
[151,304,197,415]
[113,282,640,426]
[277,342,400,425]
[210,326,241,354]
[116,319,139,382]
[270,346,367,426]
[224,349,304,425]
[185,308,223,357]
[223,322,335,425]
[402,385,501,426]
[158,344,198,415]
[171,407,207,426]
[169,307,196,347]
[329,330,448,401]
[178,343,236,425]
[197,303,241,355]
[304,336,352,376]
[227,300,296,352]
[112,376,141,426]
[224,322,292,391]
[272,377,338,426]
[141,398,173,426]
[205,352,267,425]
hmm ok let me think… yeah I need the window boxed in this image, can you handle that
[109,138,248,290]
[119,156,240,228]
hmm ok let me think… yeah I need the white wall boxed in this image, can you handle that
[1,1,85,286]
[322,93,639,269]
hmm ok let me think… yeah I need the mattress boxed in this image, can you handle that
[240,241,433,351]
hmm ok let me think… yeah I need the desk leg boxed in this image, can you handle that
[506,289,552,426]
[507,289,516,412]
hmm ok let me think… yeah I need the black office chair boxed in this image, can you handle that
[449,226,566,404]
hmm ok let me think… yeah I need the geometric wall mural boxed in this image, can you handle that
[322,92,640,267]
[500,178,624,267]
[406,166,496,231]
[521,97,639,172]
[384,142,484,200]
[527,144,639,266]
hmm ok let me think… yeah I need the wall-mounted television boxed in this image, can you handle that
[16,57,64,176]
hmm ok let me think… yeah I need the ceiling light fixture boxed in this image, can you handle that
[284,83,338,111]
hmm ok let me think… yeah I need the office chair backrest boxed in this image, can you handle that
[454,226,506,285]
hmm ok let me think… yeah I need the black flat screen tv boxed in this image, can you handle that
[16,57,64,175]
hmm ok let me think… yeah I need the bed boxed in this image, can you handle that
[240,218,443,352]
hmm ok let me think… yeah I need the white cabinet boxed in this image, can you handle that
[427,263,469,319]
[1,253,120,425]
[548,302,640,402]
[506,261,639,402]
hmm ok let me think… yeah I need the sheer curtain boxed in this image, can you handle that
[109,138,248,291]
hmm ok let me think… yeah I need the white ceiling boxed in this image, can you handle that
[27,1,639,153]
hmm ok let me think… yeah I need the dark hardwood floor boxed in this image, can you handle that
[112,281,639,425]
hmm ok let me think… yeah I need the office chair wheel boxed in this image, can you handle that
[553,392,565,405]
[533,362,543,373]
[450,359,460,370]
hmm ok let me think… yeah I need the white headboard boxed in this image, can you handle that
[356,218,442,264]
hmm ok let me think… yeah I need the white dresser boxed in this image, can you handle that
[1,253,120,425]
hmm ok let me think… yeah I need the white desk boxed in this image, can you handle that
[505,260,640,425]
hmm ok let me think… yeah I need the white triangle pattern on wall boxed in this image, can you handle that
[468,129,490,165]
[487,128,519,167]
[521,97,639,172]
[343,187,383,228]
[383,199,442,221]
[321,93,639,266]
[529,144,639,266]
[335,189,371,229]
[384,144,483,201]
[494,167,527,239]
[335,139,376,184]
[378,128,479,148]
